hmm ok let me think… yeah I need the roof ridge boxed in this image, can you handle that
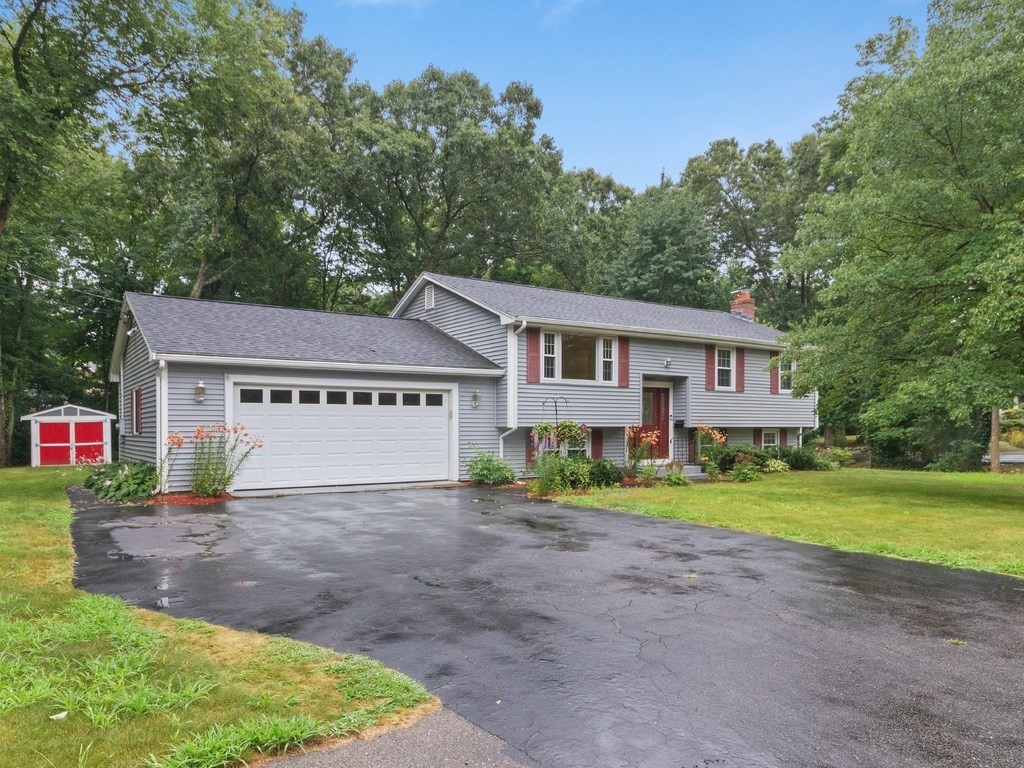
[126,292,423,323]
[424,273,774,327]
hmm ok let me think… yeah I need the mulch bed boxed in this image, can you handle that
[147,492,236,506]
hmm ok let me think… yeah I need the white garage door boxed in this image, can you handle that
[232,384,452,490]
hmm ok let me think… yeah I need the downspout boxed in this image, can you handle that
[498,320,528,458]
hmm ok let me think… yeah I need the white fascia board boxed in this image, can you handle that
[153,353,505,378]
[108,298,132,382]
[390,273,513,323]
[511,316,786,351]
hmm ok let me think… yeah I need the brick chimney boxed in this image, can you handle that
[730,289,755,321]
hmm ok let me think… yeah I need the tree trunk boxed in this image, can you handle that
[823,425,835,448]
[990,406,1001,474]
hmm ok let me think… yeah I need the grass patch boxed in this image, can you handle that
[0,467,433,768]
[564,468,1024,576]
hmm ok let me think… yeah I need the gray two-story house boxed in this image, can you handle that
[111,273,816,492]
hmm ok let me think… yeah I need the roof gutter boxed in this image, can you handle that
[151,353,505,378]
[509,316,785,351]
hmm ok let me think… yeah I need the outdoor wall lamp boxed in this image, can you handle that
[471,390,481,409]
[194,380,206,403]
[664,358,672,368]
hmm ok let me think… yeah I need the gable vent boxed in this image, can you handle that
[424,284,435,310]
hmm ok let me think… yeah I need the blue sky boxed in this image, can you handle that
[296,0,930,190]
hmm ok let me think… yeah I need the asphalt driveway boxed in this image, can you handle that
[71,487,1024,768]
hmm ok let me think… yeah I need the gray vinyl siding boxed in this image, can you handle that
[517,332,815,430]
[119,329,157,463]
[163,363,498,491]
[691,346,815,427]
[399,284,510,428]
[516,332,640,425]
[600,427,627,465]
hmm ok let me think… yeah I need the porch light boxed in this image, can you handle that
[664,358,672,368]
[471,390,481,409]
[194,380,206,403]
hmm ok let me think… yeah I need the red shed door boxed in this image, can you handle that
[73,421,105,463]
[38,422,72,465]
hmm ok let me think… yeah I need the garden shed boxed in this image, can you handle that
[21,404,116,467]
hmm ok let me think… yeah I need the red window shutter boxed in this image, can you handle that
[736,348,745,393]
[591,428,603,459]
[618,337,630,388]
[688,429,697,463]
[526,328,541,384]
[753,428,762,448]
[525,428,535,467]
[770,353,780,395]
[705,345,716,391]
[780,429,788,447]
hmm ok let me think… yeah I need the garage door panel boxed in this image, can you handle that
[233,384,452,490]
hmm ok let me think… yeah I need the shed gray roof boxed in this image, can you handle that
[423,273,783,344]
[125,293,501,371]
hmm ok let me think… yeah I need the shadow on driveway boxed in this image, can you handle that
[71,486,1024,768]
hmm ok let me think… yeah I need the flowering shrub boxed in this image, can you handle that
[625,424,660,477]
[190,423,264,497]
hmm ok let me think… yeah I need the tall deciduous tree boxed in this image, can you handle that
[786,0,1024,469]
[681,134,826,328]
[341,67,563,302]
[602,184,723,308]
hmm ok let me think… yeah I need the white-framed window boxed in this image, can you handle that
[540,331,616,384]
[762,428,779,449]
[601,337,614,383]
[424,284,435,310]
[716,347,734,390]
[543,332,557,379]
[779,359,794,392]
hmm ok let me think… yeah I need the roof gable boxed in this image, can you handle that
[417,273,784,346]
[123,293,501,372]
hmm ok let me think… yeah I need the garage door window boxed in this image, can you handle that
[425,394,444,406]
[240,388,263,404]
[299,390,321,405]
[378,392,397,406]
[326,391,346,405]
[353,392,372,405]
[270,389,293,404]
[402,393,421,406]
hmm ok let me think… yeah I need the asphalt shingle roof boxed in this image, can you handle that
[424,273,784,345]
[126,293,501,370]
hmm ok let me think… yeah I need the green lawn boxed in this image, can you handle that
[0,468,433,768]
[564,469,1024,576]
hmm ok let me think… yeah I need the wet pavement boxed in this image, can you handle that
[71,486,1024,768]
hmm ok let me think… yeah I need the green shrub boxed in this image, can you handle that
[728,462,763,482]
[776,446,819,471]
[465,450,516,484]
[557,455,592,491]
[663,469,691,486]
[637,464,658,483]
[589,458,623,487]
[926,439,984,472]
[84,462,159,501]
[822,447,855,466]
[762,458,790,473]
[534,452,563,496]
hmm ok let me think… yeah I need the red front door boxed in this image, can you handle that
[641,387,670,459]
